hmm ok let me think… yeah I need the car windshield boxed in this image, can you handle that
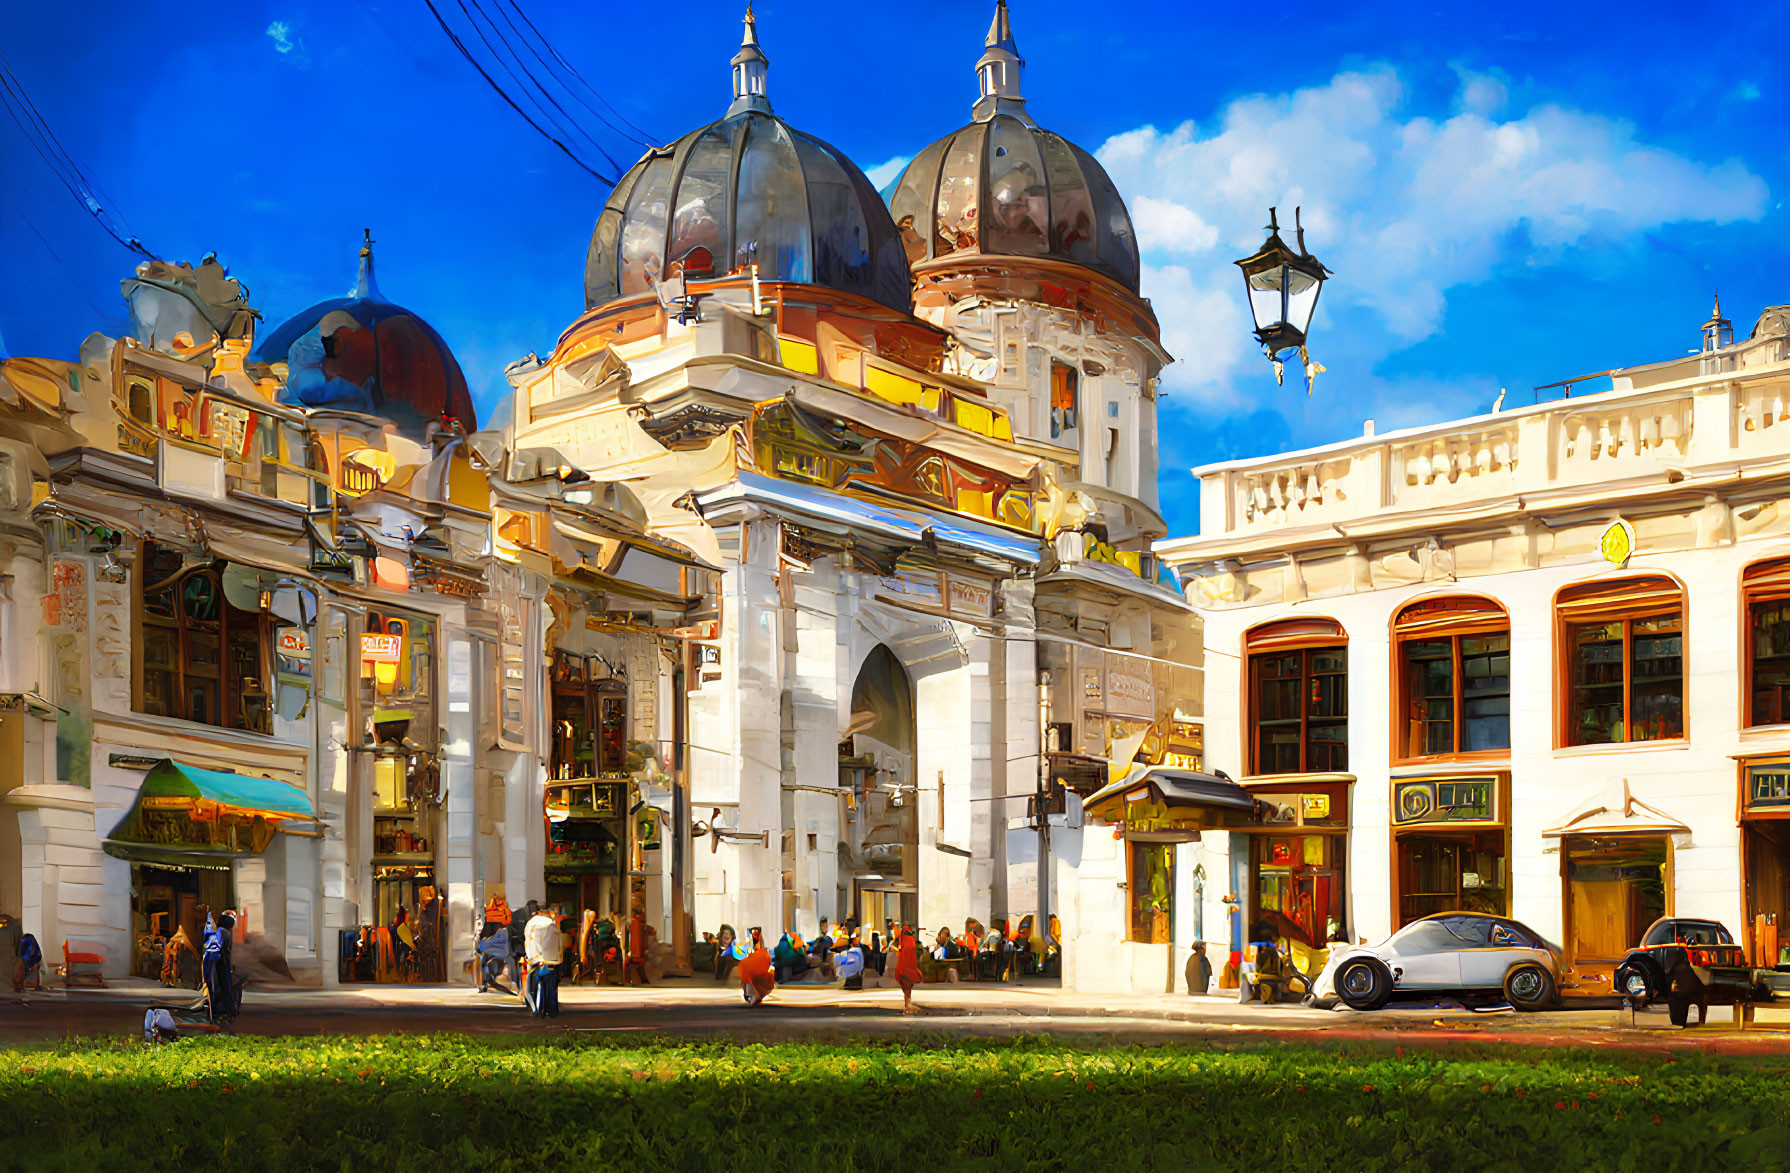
[1641,920,1733,948]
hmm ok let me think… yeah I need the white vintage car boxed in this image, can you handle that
[1310,912,1563,1011]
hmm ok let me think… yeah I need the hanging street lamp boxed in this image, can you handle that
[1235,206,1331,391]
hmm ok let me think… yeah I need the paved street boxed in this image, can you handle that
[8,976,1790,1052]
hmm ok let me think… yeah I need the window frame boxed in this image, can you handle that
[1391,597,1511,765]
[133,540,273,734]
[1554,574,1687,748]
[1743,559,1790,728]
[1245,619,1348,777]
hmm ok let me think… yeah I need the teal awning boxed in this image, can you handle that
[138,760,316,820]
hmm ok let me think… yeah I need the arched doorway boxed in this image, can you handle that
[841,646,918,937]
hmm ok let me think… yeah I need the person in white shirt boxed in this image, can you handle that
[523,907,564,1019]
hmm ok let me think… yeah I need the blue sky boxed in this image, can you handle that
[3,0,1786,536]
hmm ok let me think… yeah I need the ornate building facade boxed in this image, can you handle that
[0,4,1190,990]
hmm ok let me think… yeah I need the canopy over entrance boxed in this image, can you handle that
[1542,778,1689,839]
[103,759,317,868]
[1084,767,1262,841]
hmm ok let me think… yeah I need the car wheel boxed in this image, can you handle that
[1614,963,1653,1009]
[1335,957,1392,1011]
[1504,963,1555,1011]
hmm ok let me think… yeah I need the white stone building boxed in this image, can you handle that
[1159,300,1790,993]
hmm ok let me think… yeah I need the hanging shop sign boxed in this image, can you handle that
[1392,776,1500,826]
[1162,722,1204,771]
[944,575,994,620]
[412,557,487,599]
[1250,788,1348,829]
[1105,654,1156,719]
[1599,518,1636,568]
[637,807,661,851]
[360,633,403,664]
[877,570,942,609]
[1744,762,1790,814]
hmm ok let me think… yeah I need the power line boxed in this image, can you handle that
[422,0,618,183]
[457,0,629,175]
[493,0,656,149]
[0,49,155,259]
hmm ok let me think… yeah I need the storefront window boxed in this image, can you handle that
[1744,560,1790,726]
[1248,833,1345,949]
[550,652,629,780]
[1390,775,1507,927]
[1741,761,1790,966]
[1127,842,1173,944]
[1393,598,1509,760]
[1246,619,1347,775]
[359,610,436,748]
[1558,576,1684,746]
[137,540,272,733]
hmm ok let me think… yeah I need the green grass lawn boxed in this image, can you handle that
[2,1034,1788,1172]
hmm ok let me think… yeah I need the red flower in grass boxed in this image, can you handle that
[1653,1115,1661,1124]
[1085,1082,1093,1091]
[973,1090,983,1101]
[1297,1087,1307,1094]
[1363,1084,1375,1092]
[1572,1101,1580,1110]
[1556,1102,1566,1110]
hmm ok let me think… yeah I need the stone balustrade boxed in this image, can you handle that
[1191,358,1790,543]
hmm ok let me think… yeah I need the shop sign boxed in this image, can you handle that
[945,575,994,619]
[278,628,311,657]
[1105,655,1155,719]
[1163,722,1204,771]
[1745,764,1790,812]
[1080,666,1102,703]
[1600,518,1636,568]
[1252,790,1347,828]
[1392,776,1499,826]
[877,571,942,609]
[360,633,403,664]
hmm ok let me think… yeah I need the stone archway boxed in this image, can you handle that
[841,645,919,936]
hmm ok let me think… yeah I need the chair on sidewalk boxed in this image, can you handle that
[61,940,106,988]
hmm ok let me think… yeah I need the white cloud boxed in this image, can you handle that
[1097,67,1770,410]
[864,155,911,190]
[265,21,308,65]
[1130,195,1219,255]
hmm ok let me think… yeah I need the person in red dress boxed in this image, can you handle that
[738,926,775,1007]
[894,925,922,1015]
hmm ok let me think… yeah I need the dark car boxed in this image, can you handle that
[1613,918,1773,1026]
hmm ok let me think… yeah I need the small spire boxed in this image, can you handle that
[354,228,383,301]
[1702,290,1733,353]
[971,0,1029,123]
[1712,292,1723,320]
[728,4,771,116]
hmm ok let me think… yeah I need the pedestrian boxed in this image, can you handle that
[508,900,536,995]
[623,908,651,986]
[772,931,810,984]
[523,904,563,1019]
[894,925,922,1015]
[739,926,774,1007]
[201,912,237,1024]
[476,920,512,994]
[713,924,740,982]
[12,932,43,993]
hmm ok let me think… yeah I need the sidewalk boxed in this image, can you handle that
[19,973,1790,1042]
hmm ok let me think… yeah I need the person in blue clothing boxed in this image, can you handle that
[12,932,43,992]
[201,912,238,1023]
[476,920,513,994]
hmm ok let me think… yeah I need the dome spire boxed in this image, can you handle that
[354,228,384,301]
[728,4,771,116]
[972,0,1028,123]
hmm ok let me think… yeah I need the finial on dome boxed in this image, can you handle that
[972,0,1028,123]
[728,4,772,116]
[354,228,384,301]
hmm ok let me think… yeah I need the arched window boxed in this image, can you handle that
[1392,596,1510,760]
[137,541,271,732]
[1743,559,1790,725]
[1246,618,1347,775]
[1556,574,1685,746]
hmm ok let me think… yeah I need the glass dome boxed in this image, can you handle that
[254,237,476,440]
[888,3,1141,294]
[584,11,910,316]
[890,115,1140,294]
